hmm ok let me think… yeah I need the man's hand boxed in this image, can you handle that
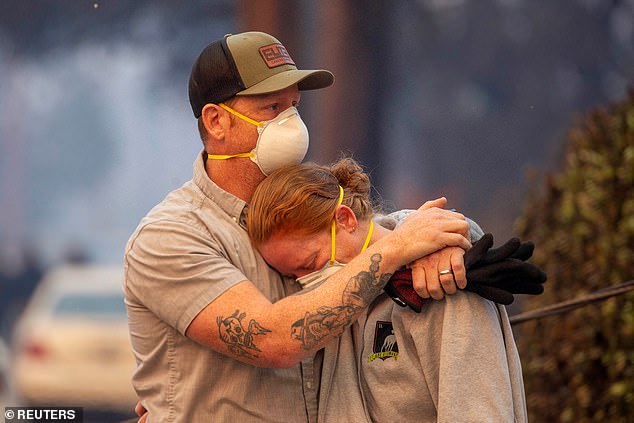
[384,234,547,311]
[389,198,471,266]
[409,247,467,300]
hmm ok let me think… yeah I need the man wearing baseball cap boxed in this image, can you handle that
[124,31,471,422]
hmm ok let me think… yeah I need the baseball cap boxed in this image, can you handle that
[188,31,335,118]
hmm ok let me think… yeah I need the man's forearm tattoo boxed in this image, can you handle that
[217,309,271,359]
[291,253,392,350]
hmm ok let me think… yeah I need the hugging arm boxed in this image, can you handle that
[186,251,392,368]
[385,233,547,310]
[185,201,470,368]
[389,214,485,300]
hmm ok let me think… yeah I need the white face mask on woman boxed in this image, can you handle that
[296,261,345,290]
[207,104,309,175]
[296,186,374,290]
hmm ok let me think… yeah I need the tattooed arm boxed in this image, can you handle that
[186,200,470,368]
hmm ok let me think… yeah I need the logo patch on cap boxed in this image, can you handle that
[259,43,295,68]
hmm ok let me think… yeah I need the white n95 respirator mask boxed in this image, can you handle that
[207,104,309,176]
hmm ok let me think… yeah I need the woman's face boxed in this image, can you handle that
[257,225,361,279]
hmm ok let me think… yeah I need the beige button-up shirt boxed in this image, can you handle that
[124,152,320,422]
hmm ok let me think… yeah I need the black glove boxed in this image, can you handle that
[384,233,547,312]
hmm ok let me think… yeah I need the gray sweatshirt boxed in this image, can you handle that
[307,213,528,422]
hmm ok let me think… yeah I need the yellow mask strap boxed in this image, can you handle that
[218,103,263,127]
[361,220,374,252]
[208,104,261,161]
[330,185,344,265]
[207,152,255,160]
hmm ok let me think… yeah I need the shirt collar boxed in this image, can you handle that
[193,150,248,228]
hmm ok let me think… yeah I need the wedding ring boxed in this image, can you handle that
[439,269,453,276]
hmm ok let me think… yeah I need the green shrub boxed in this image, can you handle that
[515,89,634,422]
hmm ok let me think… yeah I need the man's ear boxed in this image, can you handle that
[201,104,227,140]
[335,205,358,232]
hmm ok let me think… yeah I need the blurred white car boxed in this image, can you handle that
[11,264,137,412]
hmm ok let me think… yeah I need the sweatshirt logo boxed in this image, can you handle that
[368,321,398,362]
